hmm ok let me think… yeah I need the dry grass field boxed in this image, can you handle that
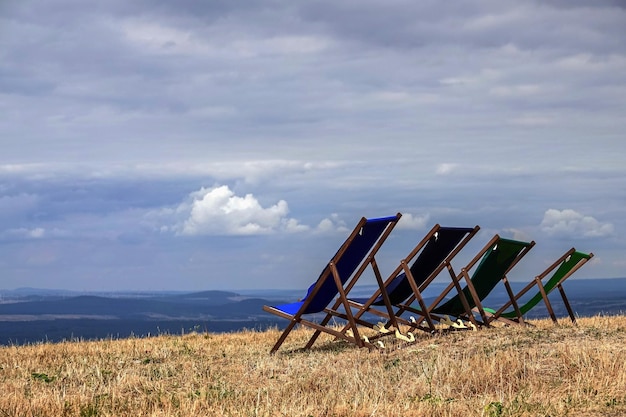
[1,316,625,417]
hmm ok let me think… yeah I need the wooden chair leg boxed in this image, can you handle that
[559,284,577,324]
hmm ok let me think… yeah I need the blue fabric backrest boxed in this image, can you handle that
[300,216,396,314]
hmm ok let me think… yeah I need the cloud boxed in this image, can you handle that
[502,228,532,242]
[0,193,40,216]
[397,213,430,230]
[154,185,355,236]
[507,114,555,127]
[540,209,614,238]
[1,1,626,289]
[436,163,459,175]
[1,227,70,241]
[315,213,349,234]
[4,227,46,239]
[174,185,309,236]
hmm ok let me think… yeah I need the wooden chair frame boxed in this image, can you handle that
[396,235,535,329]
[263,214,401,353]
[341,224,480,338]
[486,248,594,325]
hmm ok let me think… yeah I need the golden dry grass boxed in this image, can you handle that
[1,316,626,416]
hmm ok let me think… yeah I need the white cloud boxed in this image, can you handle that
[540,209,614,238]
[29,228,45,238]
[397,213,430,230]
[175,185,308,236]
[502,228,532,242]
[436,163,458,175]
[4,227,46,239]
[315,213,349,234]
[163,185,353,236]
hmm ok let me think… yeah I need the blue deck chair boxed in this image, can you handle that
[397,235,535,328]
[263,214,401,353]
[484,248,594,325]
[344,224,480,335]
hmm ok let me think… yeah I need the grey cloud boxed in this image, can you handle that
[0,1,624,289]
[296,1,626,54]
[0,193,40,218]
[3,0,625,165]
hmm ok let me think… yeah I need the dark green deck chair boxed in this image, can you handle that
[484,248,594,325]
[398,235,535,328]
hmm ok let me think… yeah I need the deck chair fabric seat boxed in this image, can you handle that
[486,249,593,324]
[432,238,535,317]
[397,235,535,328]
[338,225,479,336]
[350,226,479,307]
[263,214,401,353]
[269,216,399,316]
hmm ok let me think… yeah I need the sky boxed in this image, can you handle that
[1,0,625,292]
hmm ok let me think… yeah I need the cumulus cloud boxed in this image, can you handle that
[153,185,355,236]
[315,213,349,234]
[175,185,309,236]
[397,213,430,230]
[540,209,614,238]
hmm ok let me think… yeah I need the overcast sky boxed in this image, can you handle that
[1,1,624,292]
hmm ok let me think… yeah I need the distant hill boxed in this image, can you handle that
[1,278,625,346]
[0,293,275,320]
[0,290,288,345]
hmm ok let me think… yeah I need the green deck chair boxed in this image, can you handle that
[397,235,535,329]
[484,248,594,325]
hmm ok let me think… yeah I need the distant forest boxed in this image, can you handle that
[1,279,625,345]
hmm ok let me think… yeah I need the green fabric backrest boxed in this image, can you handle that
[500,251,592,318]
[433,238,532,316]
